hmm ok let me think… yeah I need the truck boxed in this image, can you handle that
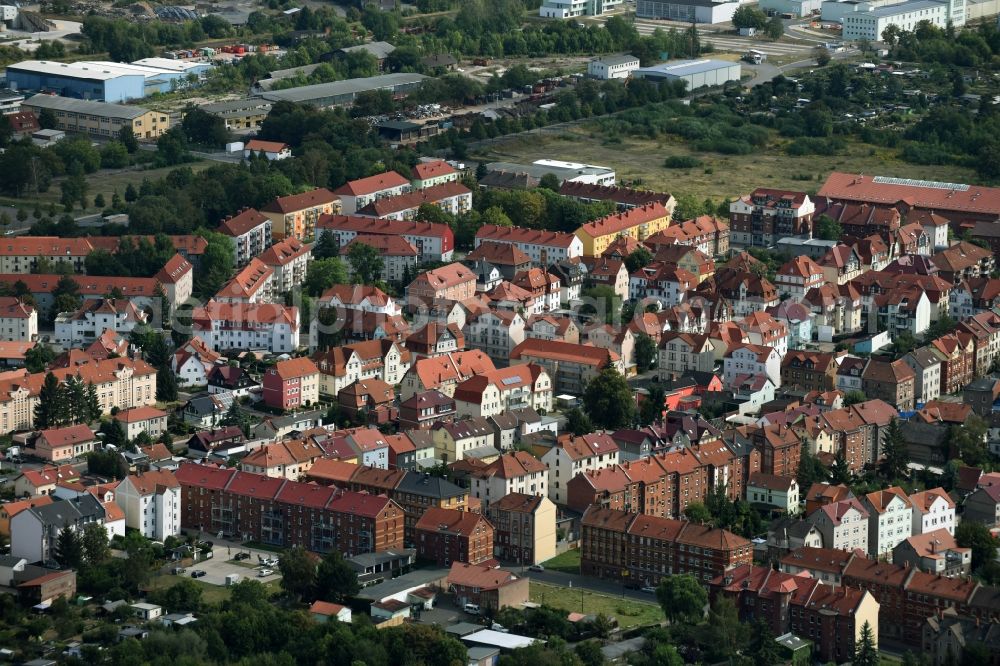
[225,574,240,586]
[743,50,766,65]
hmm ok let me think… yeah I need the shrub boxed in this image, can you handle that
[664,155,702,168]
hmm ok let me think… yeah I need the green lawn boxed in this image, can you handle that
[542,549,581,574]
[144,573,281,606]
[529,581,664,630]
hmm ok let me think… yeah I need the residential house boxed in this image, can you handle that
[446,562,529,613]
[463,309,526,362]
[649,244,716,282]
[909,488,956,536]
[819,245,863,285]
[338,379,396,424]
[474,225,583,265]
[903,347,943,405]
[311,339,410,398]
[932,241,995,285]
[261,188,340,241]
[870,285,931,340]
[400,350,496,399]
[860,487,913,559]
[259,237,311,296]
[862,359,916,411]
[217,208,272,267]
[55,299,147,347]
[215,258,274,304]
[775,256,826,300]
[10,495,108,563]
[547,258,587,303]
[811,498,870,553]
[738,311,789,358]
[340,235,418,284]
[657,332,716,380]
[191,301,300,354]
[509,339,624,394]
[411,159,459,189]
[644,215,730,257]
[322,284,402,318]
[413,507,494,567]
[929,333,974,396]
[32,425,95,463]
[723,344,782,388]
[332,171,411,215]
[541,433,620,506]
[262,357,320,411]
[470,452,549,509]
[355,182,472,221]
[559,181,675,214]
[893,529,971,575]
[114,470,181,541]
[172,337,223,388]
[580,256,630,300]
[781,351,838,392]
[746,472,800,514]
[486,493,557,565]
[406,263,476,307]
[114,407,168,441]
[963,484,1000,527]
[239,438,325,479]
[0,298,37,342]
[805,283,864,341]
[317,215,454,263]
[729,188,815,247]
[399,390,456,430]
[574,203,671,256]
[155,253,194,311]
[452,365,552,419]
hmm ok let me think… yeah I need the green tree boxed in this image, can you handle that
[894,330,917,356]
[624,247,653,273]
[81,522,109,565]
[55,525,84,568]
[565,407,594,436]
[683,502,712,524]
[119,126,139,153]
[94,193,106,208]
[195,230,236,299]
[157,366,178,403]
[949,415,988,466]
[732,5,768,29]
[639,386,664,426]
[347,242,384,285]
[813,46,832,66]
[956,520,1000,572]
[38,107,57,130]
[854,621,879,666]
[582,366,636,430]
[314,550,360,603]
[181,107,230,147]
[124,183,139,202]
[481,206,513,228]
[814,214,842,240]
[844,390,867,406]
[748,618,781,666]
[797,445,828,489]
[830,451,852,484]
[305,257,350,297]
[574,640,605,666]
[24,343,55,373]
[655,574,707,624]
[704,597,750,662]
[100,419,128,451]
[766,15,784,40]
[634,333,657,373]
[951,68,967,97]
[312,232,339,260]
[278,546,316,601]
[538,173,561,191]
[881,418,909,480]
[34,372,63,429]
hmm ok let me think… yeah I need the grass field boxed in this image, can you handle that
[144,573,281,606]
[542,549,581,574]
[529,581,664,630]
[476,125,979,203]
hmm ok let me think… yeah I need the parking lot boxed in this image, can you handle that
[176,543,282,587]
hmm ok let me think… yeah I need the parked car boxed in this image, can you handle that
[171,567,187,575]
[234,552,250,561]
[528,564,544,572]
[258,569,273,577]
[191,570,206,578]
[640,586,657,594]
[464,603,480,615]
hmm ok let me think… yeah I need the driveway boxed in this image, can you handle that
[183,543,282,587]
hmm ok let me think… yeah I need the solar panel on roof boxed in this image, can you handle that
[501,375,523,386]
[872,176,970,191]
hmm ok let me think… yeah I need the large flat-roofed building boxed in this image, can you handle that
[540,0,622,18]
[587,54,641,80]
[632,59,741,90]
[759,0,824,16]
[259,73,428,108]
[21,95,169,140]
[636,0,743,23]
[6,59,213,102]
[484,160,615,187]
[842,0,962,41]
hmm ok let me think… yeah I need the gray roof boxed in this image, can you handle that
[0,554,25,567]
[901,421,948,447]
[30,495,105,527]
[463,445,501,460]
[23,94,149,120]
[593,54,639,66]
[340,41,396,59]
[260,73,427,104]
[636,59,738,77]
[965,376,999,392]
[869,0,943,16]
[268,63,321,80]
[184,393,231,417]
[355,568,450,601]
[397,471,467,499]
[489,413,518,430]
[446,622,485,637]
[0,88,24,101]
[201,98,272,114]
[346,548,415,570]
[486,161,613,181]
[905,346,941,370]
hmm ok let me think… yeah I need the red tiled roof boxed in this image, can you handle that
[262,188,338,214]
[271,357,319,380]
[818,172,1000,216]
[475,224,579,249]
[123,469,180,494]
[415,506,489,536]
[579,202,669,237]
[219,209,269,237]
[245,139,289,153]
[341,234,417,257]
[259,237,310,266]
[510,339,618,367]
[333,171,410,196]
[447,562,519,590]
[38,424,93,449]
[175,462,236,491]
[357,181,470,217]
[412,160,456,180]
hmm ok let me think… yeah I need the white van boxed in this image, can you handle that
[464,603,480,615]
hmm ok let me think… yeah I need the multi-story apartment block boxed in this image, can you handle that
[470,451,549,508]
[909,488,956,536]
[115,470,181,541]
[510,339,625,394]
[356,182,472,220]
[644,215,730,257]
[176,464,404,555]
[54,298,148,348]
[861,487,913,559]
[312,339,411,398]
[261,188,340,241]
[475,225,583,265]
[861,358,916,411]
[215,259,275,304]
[775,255,825,300]
[406,263,476,307]
[811,498,870,553]
[541,433,620,505]
[902,347,943,405]
[318,215,454,263]
[191,301,300,353]
[486,493,557,565]
[0,298,37,342]
[400,350,496,399]
[411,159,459,189]
[729,188,814,247]
[574,202,671,256]
[657,332,716,379]
[218,208,272,267]
[331,170,411,215]
[259,237,311,296]
[452,364,552,419]
[414,507,494,567]
[781,350,838,392]
[800,399,897,472]
[262,357,320,411]
[581,506,752,585]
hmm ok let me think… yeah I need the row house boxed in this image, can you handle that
[398,390,456,430]
[819,245,864,285]
[0,298,37,342]
[175,464,404,555]
[0,237,94,274]
[648,244,716,283]
[486,493,557,565]
[804,283,864,341]
[850,235,892,272]
[824,202,901,240]
[524,314,580,345]
[629,262,697,307]
[311,339,411,398]
[331,170,410,215]
[239,438,326,480]
[780,350,838,392]
[723,344,782,388]
[932,241,995,285]
[581,506,752,585]
[469,451,549,509]
[411,159,459,189]
[509,339,624,395]
[729,188,815,247]
[657,332,716,379]
[432,417,497,463]
[191,301,300,354]
[738,311,789,358]
[541,433,620,506]
[852,272,952,324]
[452,364,552,419]
[574,202,671,257]
[405,321,464,359]
[700,266,779,317]
[956,310,1000,379]
[463,309,525,362]
[711,564,880,664]
[3,274,159,323]
[643,215,730,257]
[474,225,583,265]
[929,333,974,395]
[513,268,561,313]
[862,358,916,411]
[340,235,418,285]
[215,258,274,304]
[950,277,1000,320]
[580,256,629,300]
[558,182,676,214]
[406,263,477,307]
[775,255,826,301]
[317,215,454,263]
[799,399,898,472]
[895,222,931,256]
[355,181,472,220]
[400,350,496,399]
[810,497,870,553]
[261,188,339,242]
[414,507,494,567]
[322,284,402,318]
[909,487,956,536]
[547,258,587,303]
[259,237,311,296]
[870,285,931,340]
[860,486,913,559]
[217,208,271,267]
[902,347,943,404]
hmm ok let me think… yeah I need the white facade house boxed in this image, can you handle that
[775,256,826,301]
[114,471,181,542]
[588,55,640,79]
[114,407,169,441]
[172,338,222,388]
[9,495,108,564]
[747,473,800,515]
[810,498,869,553]
[55,299,147,347]
[192,301,300,354]
[861,487,913,559]
[902,348,942,405]
[909,488,956,536]
[540,0,621,18]
[636,0,742,23]
[723,344,782,388]
[218,209,272,268]
[332,171,411,216]
[0,298,38,342]
[842,0,965,42]
[470,452,549,509]
[541,434,619,505]
[474,225,584,265]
